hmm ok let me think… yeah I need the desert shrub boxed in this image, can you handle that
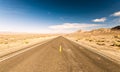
[111,42,120,47]
[96,40,105,42]
[24,41,29,44]
[114,35,120,39]
[89,39,93,42]
[101,38,105,39]
[85,39,93,42]
[4,42,8,44]
[0,42,3,44]
[116,40,120,42]
[96,42,105,46]
[106,40,110,42]
[76,39,79,42]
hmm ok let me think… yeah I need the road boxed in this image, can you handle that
[0,36,120,72]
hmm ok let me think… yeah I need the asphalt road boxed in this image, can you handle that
[0,36,120,72]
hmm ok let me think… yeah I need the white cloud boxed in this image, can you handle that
[49,23,100,29]
[92,17,106,22]
[111,11,120,16]
[48,23,101,33]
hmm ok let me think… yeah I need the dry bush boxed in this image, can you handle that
[24,41,29,44]
[117,40,120,42]
[96,42,105,46]
[76,39,79,42]
[114,35,120,39]
[111,42,120,47]
[96,40,105,42]
[85,39,93,42]
[4,42,8,44]
[0,34,54,45]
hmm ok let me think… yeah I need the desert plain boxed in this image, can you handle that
[0,26,120,62]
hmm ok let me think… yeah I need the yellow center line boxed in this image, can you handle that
[59,45,62,52]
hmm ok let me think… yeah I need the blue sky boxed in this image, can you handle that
[0,0,120,33]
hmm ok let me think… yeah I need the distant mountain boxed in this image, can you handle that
[111,26,120,30]
[90,28,111,33]
[73,26,120,35]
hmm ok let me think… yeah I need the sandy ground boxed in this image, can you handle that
[0,36,119,72]
[65,32,120,63]
[0,34,56,57]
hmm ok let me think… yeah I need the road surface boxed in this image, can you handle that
[0,36,120,72]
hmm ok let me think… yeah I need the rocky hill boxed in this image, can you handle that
[111,26,120,30]
[90,28,111,33]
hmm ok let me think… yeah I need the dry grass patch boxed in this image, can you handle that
[111,41,120,47]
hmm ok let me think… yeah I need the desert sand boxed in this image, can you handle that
[0,33,56,57]
[65,26,120,61]
[0,26,120,62]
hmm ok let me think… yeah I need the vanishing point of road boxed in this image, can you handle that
[0,36,120,72]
